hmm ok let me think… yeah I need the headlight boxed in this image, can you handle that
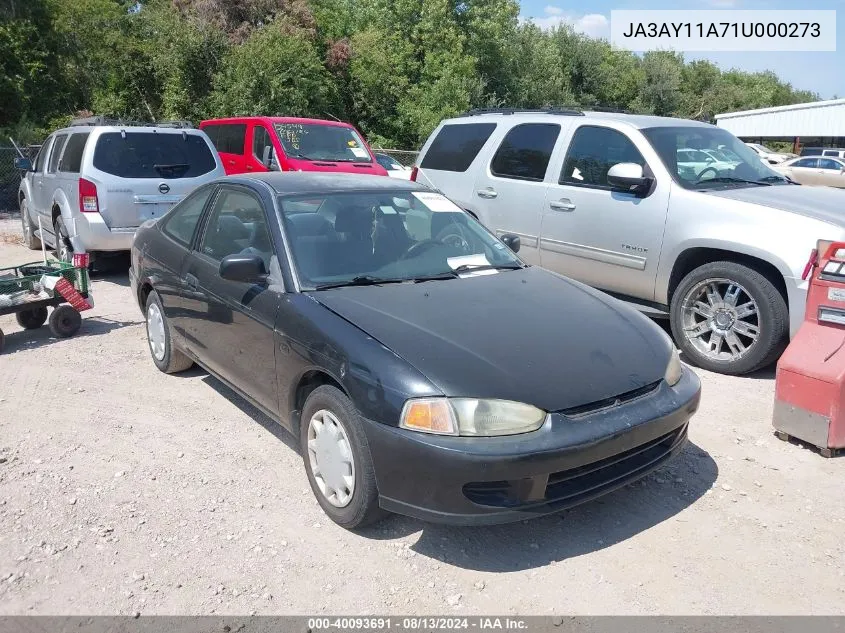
[664,348,683,387]
[400,398,547,436]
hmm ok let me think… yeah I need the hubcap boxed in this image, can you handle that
[307,409,355,508]
[146,302,166,361]
[681,278,760,362]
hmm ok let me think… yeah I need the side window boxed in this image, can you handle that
[490,123,560,182]
[560,126,645,188]
[47,134,68,174]
[822,150,839,157]
[819,158,842,170]
[420,123,497,172]
[58,133,90,173]
[34,138,52,173]
[206,124,247,155]
[794,158,818,168]
[252,125,274,165]
[161,187,215,247]
[200,188,273,269]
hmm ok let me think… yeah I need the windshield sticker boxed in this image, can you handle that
[447,254,492,274]
[571,167,584,181]
[411,191,463,213]
[347,140,358,147]
[379,205,397,215]
[350,146,369,158]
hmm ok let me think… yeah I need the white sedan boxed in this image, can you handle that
[375,153,412,180]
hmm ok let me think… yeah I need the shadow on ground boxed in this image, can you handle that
[1,315,142,354]
[197,369,718,572]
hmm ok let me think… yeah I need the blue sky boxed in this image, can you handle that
[518,0,843,99]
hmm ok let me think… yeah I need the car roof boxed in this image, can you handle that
[200,116,356,129]
[54,125,206,135]
[225,172,430,195]
[440,111,715,131]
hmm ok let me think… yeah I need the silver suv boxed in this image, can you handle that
[15,117,225,266]
[413,108,845,375]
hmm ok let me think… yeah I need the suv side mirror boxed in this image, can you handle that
[500,233,521,253]
[14,157,33,171]
[219,254,268,283]
[262,146,279,171]
[607,163,651,196]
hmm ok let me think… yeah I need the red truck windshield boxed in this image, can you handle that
[274,123,372,163]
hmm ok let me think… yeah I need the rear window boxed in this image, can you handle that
[490,123,560,181]
[58,133,90,173]
[204,124,246,155]
[823,150,842,156]
[93,132,217,179]
[420,123,497,172]
[801,147,823,156]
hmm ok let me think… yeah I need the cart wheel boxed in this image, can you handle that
[49,305,82,338]
[15,306,49,330]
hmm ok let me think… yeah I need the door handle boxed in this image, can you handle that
[227,159,236,166]
[185,273,199,290]
[246,165,254,171]
[549,199,576,211]
[476,188,498,199]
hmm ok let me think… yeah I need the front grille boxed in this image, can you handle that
[462,425,686,508]
[559,380,661,418]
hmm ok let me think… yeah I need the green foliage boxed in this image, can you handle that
[0,0,821,149]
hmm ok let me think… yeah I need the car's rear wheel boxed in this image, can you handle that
[300,385,385,530]
[670,261,788,375]
[20,199,41,250]
[145,290,193,374]
[54,216,72,263]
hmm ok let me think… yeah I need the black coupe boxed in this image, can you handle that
[130,173,701,528]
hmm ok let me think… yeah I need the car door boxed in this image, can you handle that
[785,158,819,185]
[470,122,569,265]
[248,123,277,173]
[205,123,248,175]
[816,158,845,188]
[42,133,68,241]
[540,124,670,301]
[30,136,54,229]
[183,184,280,415]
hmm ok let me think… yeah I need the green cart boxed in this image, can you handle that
[0,261,91,353]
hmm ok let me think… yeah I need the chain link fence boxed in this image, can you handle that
[372,148,419,167]
[0,145,40,215]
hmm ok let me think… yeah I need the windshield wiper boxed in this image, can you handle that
[314,275,409,290]
[697,177,771,187]
[153,163,189,176]
[452,263,524,274]
[287,152,314,161]
[757,175,789,183]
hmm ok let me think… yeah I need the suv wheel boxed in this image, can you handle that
[54,217,72,263]
[20,199,41,250]
[670,261,788,375]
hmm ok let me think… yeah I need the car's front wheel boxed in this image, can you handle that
[300,385,385,530]
[20,199,41,250]
[145,291,193,374]
[670,261,788,375]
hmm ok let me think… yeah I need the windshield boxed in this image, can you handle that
[274,123,372,163]
[280,191,523,289]
[642,127,788,189]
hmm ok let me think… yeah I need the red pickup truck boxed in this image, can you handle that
[199,116,389,177]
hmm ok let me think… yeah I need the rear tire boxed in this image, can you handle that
[300,385,386,530]
[16,307,48,330]
[145,290,193,374]
[20,199,41,250]
[670,261,788,375]
[48,305,82,338]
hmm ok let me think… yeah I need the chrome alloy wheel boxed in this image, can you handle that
[681,278,760,362]
[307,409,355,508]
[146,302,166,361]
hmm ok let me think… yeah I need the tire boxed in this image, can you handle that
[48,305,82,338]
[15,306,48,330]
[0,329,4,354]
[144,290,193,374]
[300,385,386,530]
[54,216,73,263]
[670,261,788,375]
[20,199,41,250]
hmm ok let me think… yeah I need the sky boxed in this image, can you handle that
[518,0,843,100]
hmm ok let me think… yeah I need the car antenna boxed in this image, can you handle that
[323,112,341,122]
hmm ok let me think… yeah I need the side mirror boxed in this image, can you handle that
[500,233,521,253]
[14,157,33,171]
[262,145,279,171]
[219,254,267,283]
[607,162,651,195]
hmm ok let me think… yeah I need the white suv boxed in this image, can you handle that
[412,108,845,375]
[16,117,225,267]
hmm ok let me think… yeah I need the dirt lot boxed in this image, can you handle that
[0,215,844,616]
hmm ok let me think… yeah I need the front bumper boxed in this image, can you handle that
[362,367,701,525]
[70,214,136,253]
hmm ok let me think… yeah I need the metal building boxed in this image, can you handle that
[715,98,845,151]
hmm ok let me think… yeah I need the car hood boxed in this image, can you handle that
[310,267,672,413]
[704,184,845,226]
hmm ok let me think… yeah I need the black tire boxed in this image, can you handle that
[20,198,41,250]
[670,261,788,375]
[300,385,386,530]
[54,216,73,263]
[15,306,48,330]
[48,305,82,338]
[144,290,193,374]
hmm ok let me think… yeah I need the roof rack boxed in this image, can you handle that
[458,107,584,118]
[69,116,194,129]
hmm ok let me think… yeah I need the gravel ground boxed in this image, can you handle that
[0,216,844,616]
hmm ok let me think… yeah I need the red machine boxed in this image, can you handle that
[774,240,845,457]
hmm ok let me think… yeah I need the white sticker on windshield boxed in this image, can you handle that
[411,191,463,213]
[447,254,495,276]
[351,147,369,158]
[571,167,584,181]
[379,205,397,215]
